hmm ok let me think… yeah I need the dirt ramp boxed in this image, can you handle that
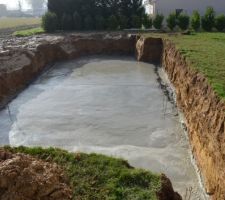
[0,149,72,200]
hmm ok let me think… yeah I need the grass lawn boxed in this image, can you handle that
[13,27,44,37]
[3,146,161,200]
[168,32,225,98]
[146,32,225,98]
[0,17,41,30]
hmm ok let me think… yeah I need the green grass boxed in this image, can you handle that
[0,17,41,30]
[168,32,225,98]
[13,27,44,37]
[146,32,225,98]
[3,146,161,200]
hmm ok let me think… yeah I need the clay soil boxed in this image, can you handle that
[0,149,72,200]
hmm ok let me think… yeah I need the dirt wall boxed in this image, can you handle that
[0,34,136,108]
[136,36,225,200]
[162,39,225,200]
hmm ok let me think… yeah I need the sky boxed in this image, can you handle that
[1,0,225,14]
[0,0,30,10]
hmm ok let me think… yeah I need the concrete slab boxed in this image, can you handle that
[0,56,205,199]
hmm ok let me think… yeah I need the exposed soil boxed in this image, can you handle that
[0,33,136,108]
[162,39,225,200]
[136,36,163,63]
[157,174,182,200]
[0,149,72,200]
[136,36,225,199]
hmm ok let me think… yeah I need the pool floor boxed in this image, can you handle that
[0,56,205,199]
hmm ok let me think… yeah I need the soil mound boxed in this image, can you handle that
[0,149,72,200]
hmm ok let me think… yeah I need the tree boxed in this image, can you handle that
[131,15,142,28]
[142,14,152,29]
[47,0,145,31]
[153,14,164,30]
[48,0,66,17]
[42,11,58,32]
[166,12,177,30]
[191,10,201,31]
[177,14,190,30]
[95,15,105,30]
[18,0,22,12]
[120,0,144,21]
[107,15,119,30]
[61,14,73,30]
[202,6,215,31]
[119,15,129,30]
[73,12,82,30]
[215,14,225,32]
[84,15,94,30]
[26,0,45,16]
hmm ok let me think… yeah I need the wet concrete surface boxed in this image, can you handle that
[0,56,206,199]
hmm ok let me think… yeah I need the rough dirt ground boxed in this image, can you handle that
[0,149,72,200]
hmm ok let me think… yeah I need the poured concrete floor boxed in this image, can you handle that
[0,56,205,199]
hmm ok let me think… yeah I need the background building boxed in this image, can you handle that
[145,0,225,16]
[0,4,7,16]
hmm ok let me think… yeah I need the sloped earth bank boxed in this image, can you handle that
[0,33,221,199]
[0,148,72,200]
[137,37,225,199]
[0,33,135,107]
[2,147,183,200]
[161,40,225,200]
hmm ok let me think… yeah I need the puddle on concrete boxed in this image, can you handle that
[0,56,206,199]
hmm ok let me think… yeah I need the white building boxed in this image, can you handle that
[0,4,7,16]
[144,0,225,16]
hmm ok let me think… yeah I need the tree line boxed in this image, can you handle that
[166,7,225,32]
[42,3,225,33]
[42,0,150,32]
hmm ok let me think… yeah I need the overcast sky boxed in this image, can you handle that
[1,0,225,14]
[0,0,30,10]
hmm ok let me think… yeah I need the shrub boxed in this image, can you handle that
[47,0,145,31]
[61,14,73,30]
[84,15,94,30]
[215,14,225,32]
[107,15,119,30]
[95,15,105,30]
[119,15,129,29]
[166,12,177,30]
[142,14,152,29]
[177,13,190,30]
[42,11,58,33]
[202,6,215,31]
[131,15,142,28]
[73,12,82,30]
[153,14,164,30]
[191,10,201,31]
